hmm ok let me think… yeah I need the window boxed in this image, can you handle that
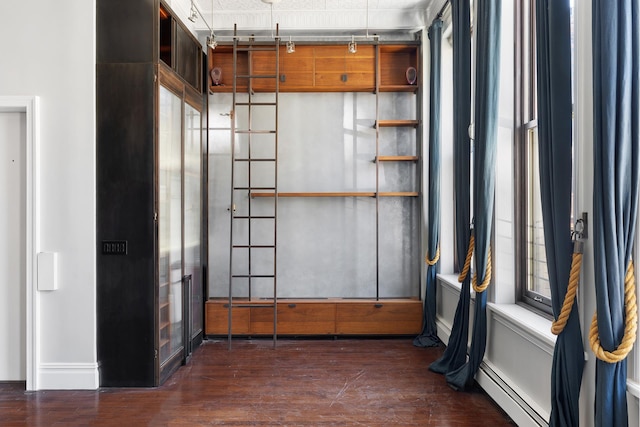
[516,0,549,311]
[516,0,575,313]
[446,0,575,314]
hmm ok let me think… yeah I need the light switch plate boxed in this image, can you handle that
[37,252,58,291]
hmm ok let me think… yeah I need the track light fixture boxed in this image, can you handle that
[348,35,357,54]
[207,32,218,49]
[188,1,198,22]
[286,36,295,54]
[206,0,217,49]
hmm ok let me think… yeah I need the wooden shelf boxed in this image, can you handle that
[379,84,419,93]
[250,191,418,198]
[251,192,376,198]
[376,120,420,128]
[379,192,419,197]
[377,156,419,162]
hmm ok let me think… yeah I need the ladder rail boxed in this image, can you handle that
[228,25,280,349]
[273,30,280,347]
[227,31,238,350]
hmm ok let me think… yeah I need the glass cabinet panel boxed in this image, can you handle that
[158,85,183,365]
[184,103,203,341]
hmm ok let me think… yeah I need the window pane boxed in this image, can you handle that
[494,0,515,300]
[526,127,551,299]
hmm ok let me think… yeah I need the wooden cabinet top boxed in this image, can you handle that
[208,43,420,93]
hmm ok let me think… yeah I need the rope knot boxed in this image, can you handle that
[589,261,638,363]
[425,245,441,266]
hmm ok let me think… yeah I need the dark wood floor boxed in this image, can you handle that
[1,338,515,426]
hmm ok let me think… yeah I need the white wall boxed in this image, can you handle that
[0,1,98,389]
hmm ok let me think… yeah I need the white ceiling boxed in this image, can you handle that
[185,0,445,37]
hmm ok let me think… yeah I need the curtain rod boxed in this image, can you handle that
[436,0,451,19]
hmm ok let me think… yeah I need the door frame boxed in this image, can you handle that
[0,96,40,390]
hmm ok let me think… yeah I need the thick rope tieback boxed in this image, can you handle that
[551,247,583,335]
[458,234,475,283]
[472,246,492,293]
[589,261,638,363]
[425,245,441,266]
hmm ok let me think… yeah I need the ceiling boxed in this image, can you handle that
[187,0,445,37]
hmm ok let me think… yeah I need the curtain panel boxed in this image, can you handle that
[414,18,443,348]
[446,0,501,391]
[592,1,639,426]
[429,0,473,375]
[535,1,585,426]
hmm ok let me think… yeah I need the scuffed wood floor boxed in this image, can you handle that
[0,338,516,426]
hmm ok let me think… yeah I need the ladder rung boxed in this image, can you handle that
[231,275,276,279]
[232,245,275,249]
[235,102,277,106]
[233,186,276,191]
[234,158,276,162]
[233,215,276,219]
[235,130,276,134]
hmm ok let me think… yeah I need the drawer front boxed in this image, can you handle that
[205,302,250,335]
[251,303,336,335]
[335,301,422,335]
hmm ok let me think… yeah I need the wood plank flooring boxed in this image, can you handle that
[0,338,516,426]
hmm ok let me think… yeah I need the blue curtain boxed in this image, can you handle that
[429,0,473,374]
[414,18,443,348]
[592,1,639,426]
[446,0,501,391]
[535,1,585,425]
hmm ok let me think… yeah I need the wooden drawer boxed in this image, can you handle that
[205,302,250,335]
[251,302,336,335]
[206,298,422,336]
[335,300,422,335]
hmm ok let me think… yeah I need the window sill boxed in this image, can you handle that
[437,274,557,353]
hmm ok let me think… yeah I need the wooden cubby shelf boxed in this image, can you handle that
[250,191,418,198]
[378,44,420,88]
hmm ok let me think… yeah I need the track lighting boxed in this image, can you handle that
[188,2,198,22]
[286,36,295,54]
[207,32,218,49]
[348,36,357,54]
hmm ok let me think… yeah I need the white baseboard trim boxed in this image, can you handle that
[477,361,548,427]
[435,317,548,427]
[38,362,99,390]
